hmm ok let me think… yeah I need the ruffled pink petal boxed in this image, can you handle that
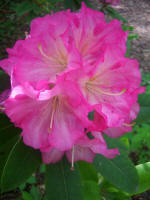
[48,96,86,151]
[0,40,25,75]
[66,145,95,163]
[70,4,127,68]
[5,88,51,149]
[13,33,81,87]
[41,148,64,164]
[104,102,140,137]
[66,132,119,163]
[78,132,119,158]
[30,10,71,38]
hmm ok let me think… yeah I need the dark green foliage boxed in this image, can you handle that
[135,162,150,195]
[93,136,139,194]
[1,140,41,192]
[45,157,83,200]
[0,70,10,92]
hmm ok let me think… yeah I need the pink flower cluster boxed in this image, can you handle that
[0,3,144,166]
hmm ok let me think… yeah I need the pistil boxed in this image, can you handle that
[70,145,75,171]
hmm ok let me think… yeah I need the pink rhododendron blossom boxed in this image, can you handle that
[42,132,119,165]
[0,3,127,89]
[5,81,93,151]
[0,3,144,164]
[64,46,144,129]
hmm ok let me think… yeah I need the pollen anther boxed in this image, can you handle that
[123,122,136,127]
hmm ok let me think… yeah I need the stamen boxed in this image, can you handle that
[70,146,75,171]
[86,82,126,96]
[38,44,51,60]
[38,44,67,70]
[100,88,126,96]
[123,122,136,127]
[48,97,58,133]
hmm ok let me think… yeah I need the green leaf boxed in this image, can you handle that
[30,186,42,200]
[45,157,83,200]
[82,181,102,200]
[14,1,34,16]
[122,25,134,32]
[22,191,34,200]
[104,135,129,155]
[93,153,138,193]
[138,94,150,106]
[125,39,130,57]
[26,176,36,184]
[128,34,139,40]
[135,94,150,123]
[78,162,102,200]
[88,110,94,120]
[40,163,46,173]
[100,180,131,200]
[78,161,98,182]
[1,140,41,192]
[136,106,150,123]
[105,6,128,23]
[134,162,150,194]
[0,114,20,181]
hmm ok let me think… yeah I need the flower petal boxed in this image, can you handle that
[42,148,64,164]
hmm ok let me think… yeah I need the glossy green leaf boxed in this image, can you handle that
[78,161,98,182]
[104,135,129,155]
[122,25,134,32]
[78,162,102,200]
[138,94,150,106]
[134,162,150,195]
[136,106,150,123]
[22,191,34,200]
[100,180,131,200]
[1,140,41,192]
[128,34,139,40]
[82,181,102,200]
[135,94,150,123]
[0,114,20,181]
[125,39,130,57]
[30,186,42,200]
[93,153,138,193]
[45,157,83,200]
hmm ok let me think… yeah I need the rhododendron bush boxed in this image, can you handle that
[0,1,149,199]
